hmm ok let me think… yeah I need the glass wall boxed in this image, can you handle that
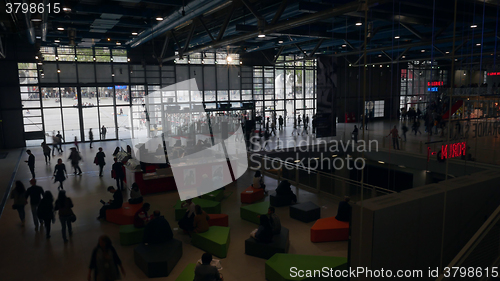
[20,47,317,144]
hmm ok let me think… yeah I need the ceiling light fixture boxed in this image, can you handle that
[476,43,481,46]
[394,36,400,39]
[201,60,205,64]
[278,40,283,44]
[35,55,39,60]
[31,15,42,22]
[258,34,266,38]
[112,73,115,77]
[127,58,130,62]
[471,25,477,28]
[227,56,232,62]
[239,61,242,65]
[421,49,425,52]
[132,32,138,36]
[57,69,61,73]
[110,57,113,61]
[74,57,77,61]
[37,62,43,65]
[445,51,449,54]
[93,57,96,61]
[57,27,64,31]
[355,22,362,26]
[378,54,382,57]
[378,161,385,164]
[116,42,121,46]
[342,44,347,47]
[107,38,111,41]
[54,39,60,43]
[402,55,406,58]
[55,56,59,60]
[156,17,164,21]
[63,7,71,12]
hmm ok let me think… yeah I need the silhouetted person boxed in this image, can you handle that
[352,125,359,143]
[97,186,123,220]
[95,147,106,177]
[278,115,284,130]
[335,196,351,222]
[128,183,143,204]
[194,253,223,281]
[143,210,173,244]
[89,128,94,148]
[133,202,151,228]
[53,158,67,190]
[54,190,74,243]
[88,235,126,281]
[68,147,82,175]
[56,131,64,152]
[112,158,125,190]
[101,125,107,140]
[25,178,44,230]
[25,149,35,178]
[268,207,281,235]
[41,142,51,163]
[275,180,297,203]
[250,215,273,243]
[37,191,54,239]
[387,125,400,150]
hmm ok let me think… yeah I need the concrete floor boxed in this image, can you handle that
[1,117,498,281]
[0,139,346,281]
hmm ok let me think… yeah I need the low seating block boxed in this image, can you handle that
[134,239,183,278]
[290,201,321,223]
[207,213,229,227]
[241,186,265,204]
[240,201,270,224]
[175,263,196,281]
[201,189,225,202]
[265,254,347,281]
[174,198,221,221]
[310,217,349,242]
[270,192,294,207]
[245,227,289,259]
[119,224,144,246]
[106,202,143,225]
[191,226,230,258]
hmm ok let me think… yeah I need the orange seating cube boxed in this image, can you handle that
[241,186,265,204]
[207,214,229,227]
[106,202,143,225]
[310,217,349,242]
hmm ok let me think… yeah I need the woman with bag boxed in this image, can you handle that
[10,181,27,226]
[53,158,67,190]
[88,235,126,281]
[54,190,74,243]
[37,191,55,239]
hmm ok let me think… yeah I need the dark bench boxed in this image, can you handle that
[290,201,321,223]
[245,227,290,259]
[134,239,183,278]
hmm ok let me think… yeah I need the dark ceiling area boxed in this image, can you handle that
[1,0,499,66]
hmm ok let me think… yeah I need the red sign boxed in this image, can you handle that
[427,81,444,86]
[441,142,466,159]
[487,72,500,76]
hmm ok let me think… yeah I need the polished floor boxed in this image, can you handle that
[0,140,347,281]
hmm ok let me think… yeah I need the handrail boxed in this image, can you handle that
[435,204,500,280]
[250,153,396,195]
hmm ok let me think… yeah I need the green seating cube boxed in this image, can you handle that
[191,226,230,258]
[119,224,144,246]
[240,201,270,224]
[174,198,221,221]
[201,189,225,202]
[265,254,348,281]
[175,263,196,281]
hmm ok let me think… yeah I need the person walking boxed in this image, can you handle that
[352,125,359,143]
[270,121,276,136]
[53,158,68,190]
[112,158,125,191]
[278,115,284,130]
[302,119,308,135]
[51,133,59,156]
[89,128,94,148]
[101,125,107,140]
[41,142,51,164]
[68,147,82,175]
[387,125,401,150]
[74,136,79,152]
[10,181,27,226]
[25,149,35,179]
[37,191,54,239]
[25,178,44,230]
[54,190,74,243]
[95,147,106,177]
[88,235,126,281]
[56,131,64,153]
[401,124,408,142]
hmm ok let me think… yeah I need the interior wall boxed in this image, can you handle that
[336,60,401,122]
[351,169,500,281]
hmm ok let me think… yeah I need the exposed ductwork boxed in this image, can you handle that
[41,0,49,41]
[126,0,230,48]
[22,0,36,44]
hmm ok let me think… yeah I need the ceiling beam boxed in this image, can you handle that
[240,0,266,24]
[381,50,392,61]
[400,23,425,40]
[198,17,215,42]
[160,34,169,59]
[293,43,306,55]
[309,39,324,57]
[183,22,196,53]
[170,31,182,57]
[274,45,285,63]
[352,52,492,67]
[343,39,357,51]
[270,0,288,25]
[163,0,390,62]
[216,4,235,41]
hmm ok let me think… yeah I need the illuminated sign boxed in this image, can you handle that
[441,142,466,160]
[487,72,500,76]
[427,87,438,92]
[427,81,444,86]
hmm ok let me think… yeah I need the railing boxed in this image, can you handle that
[435,204,500,281]
[248,153,395,202]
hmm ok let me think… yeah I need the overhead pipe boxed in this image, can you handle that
[41,0,49,41]
[22,0,36,44]
[162,0,384,62]
[126,0,230,48]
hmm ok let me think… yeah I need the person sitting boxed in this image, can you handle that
[143,210,173,244]
[133,202,151,228]
[252,171,266,191]
[335,196,352,222]
[97,186,123,220]
[128,183,143,204]
[250,215,273,244]
[193,205,210,233]
[275,180,297,203]
[267,207,281,235]
[194,253,223,281]
[178,199,196,233]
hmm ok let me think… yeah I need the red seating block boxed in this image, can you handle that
[106,202,143,225]
[310,217,349,242]
[207,213,229,227]
[241,186,265,204]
